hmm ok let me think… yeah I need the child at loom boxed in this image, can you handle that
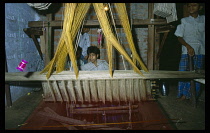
[81,46,109,71]
[174,3,205,101]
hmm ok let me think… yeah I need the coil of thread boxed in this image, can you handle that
[16,59,28,71]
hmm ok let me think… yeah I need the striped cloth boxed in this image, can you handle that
[177,54,205,99]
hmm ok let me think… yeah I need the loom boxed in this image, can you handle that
[5,3,205,106]
[5,3,205,129]
[5,70,204,103]
[6,3,205,105]
[36,3,150,103]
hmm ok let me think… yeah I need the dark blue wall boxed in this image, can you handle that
[5,3,45,105]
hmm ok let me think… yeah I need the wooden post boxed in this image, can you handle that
[155,32,169,68]
[45,14,53,66]
[5,52,12,107]
[154,26,160,70]
[147,3,155,70]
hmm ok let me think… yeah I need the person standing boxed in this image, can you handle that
[174,3,205,100]
[78,28,91,64]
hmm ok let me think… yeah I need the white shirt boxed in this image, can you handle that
[81,59,109,71]
[78,33,91,57]
[174,15,205,55]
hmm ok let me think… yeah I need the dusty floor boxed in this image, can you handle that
[5,80,205,130]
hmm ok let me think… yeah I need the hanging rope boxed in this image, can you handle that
[108,3,127,70]
[70,18,86,71]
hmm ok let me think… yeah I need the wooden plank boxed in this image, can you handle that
[28,19,167,28]
[5,70,205,81]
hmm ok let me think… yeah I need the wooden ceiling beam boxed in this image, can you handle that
[28,19,167,28]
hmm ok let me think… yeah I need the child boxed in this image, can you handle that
[81,46,109,71]
[174,3,205,100]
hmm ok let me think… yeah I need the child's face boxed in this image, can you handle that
[88,53,98,64]
[187,3,201,14]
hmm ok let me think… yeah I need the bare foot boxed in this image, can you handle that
[176,95,186,101]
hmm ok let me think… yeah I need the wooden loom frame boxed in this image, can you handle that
[5,3,205,107]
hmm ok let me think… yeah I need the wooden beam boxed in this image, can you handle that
[156,32,169,62]
[73,105,138,111]
[71,109,139,114]
[23,28,43,36]
[23,28,43,60]
[5,70,205,82]
[45,14,53,66]
[156,25,175,33]
[147,3,155,70]
[28,19,167,28]
[154,26,160,70]
[31,35,43,60]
